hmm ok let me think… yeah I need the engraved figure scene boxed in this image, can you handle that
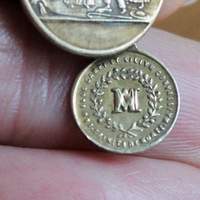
[30,0,152,22]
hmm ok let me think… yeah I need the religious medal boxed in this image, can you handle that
[21,0,180,153]
[21,0,162,56]
[72,50,179,153]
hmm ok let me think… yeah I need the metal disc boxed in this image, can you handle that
[21,0,163,57]
[72,50,180,153]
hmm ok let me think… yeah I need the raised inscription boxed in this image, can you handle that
[112,88,141,113]
[73,51,179,154]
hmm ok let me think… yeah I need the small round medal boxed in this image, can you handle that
[20,0,181,154]
[21,0,163,57]
[72,50,180,153]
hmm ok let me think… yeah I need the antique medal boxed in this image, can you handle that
[72,50,179,153]
[21,0,180,153]
[21,0,162,56]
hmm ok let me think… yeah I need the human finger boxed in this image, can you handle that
[0,146,200,200]
[1,1,200,169]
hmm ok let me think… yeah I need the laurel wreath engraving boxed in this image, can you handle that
[90,68,163,138]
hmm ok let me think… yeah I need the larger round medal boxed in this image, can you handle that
[72,50,180,153]
[21,0,163,56]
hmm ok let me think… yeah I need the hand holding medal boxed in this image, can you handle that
[21,0,179,153]
[0,0,200,198]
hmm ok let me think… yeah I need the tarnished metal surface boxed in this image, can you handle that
[21,0,163,56]
[72,50,180,153]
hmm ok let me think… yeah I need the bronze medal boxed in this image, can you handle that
[21,0,162,56]
[21,0,180,153]
[72,50,180,153]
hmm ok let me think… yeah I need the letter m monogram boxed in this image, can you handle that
[111,88,141,113]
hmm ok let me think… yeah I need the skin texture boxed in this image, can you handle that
[0,0,200,199]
